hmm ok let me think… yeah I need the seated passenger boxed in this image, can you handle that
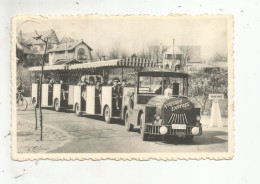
[89,76,95,86]
[60,80,68,101]
[121,79,127,92]
[77,76,87,101]
[112,77,122,110]
[48,79,55,104]
[95,81,102,95]
[77,76,87,86]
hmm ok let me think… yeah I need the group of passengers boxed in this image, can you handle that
[77,75,127,110]
[40,75,128,109]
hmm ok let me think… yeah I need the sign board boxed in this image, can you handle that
[209,94,224,100]
[209,94,224,127]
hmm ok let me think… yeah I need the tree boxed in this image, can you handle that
[209,52,228,62]
[189,68,228,115]
[95,49,105,61]
[33,30,51,141]
[60,36,76,43]
[179,46,192,71]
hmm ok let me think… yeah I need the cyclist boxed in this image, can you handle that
[16,83,23,102]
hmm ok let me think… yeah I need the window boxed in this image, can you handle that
[138,76,188,96]
[165,54,173,60]
[77,48,86,60]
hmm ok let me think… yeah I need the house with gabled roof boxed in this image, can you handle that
[18,29,60,55]
[47,40,93,65]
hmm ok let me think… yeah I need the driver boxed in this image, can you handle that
[155,80,166,95]
[164,84,172,96]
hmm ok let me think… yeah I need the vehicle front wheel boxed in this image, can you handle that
[104,106,111,124]
[140,114,148,141]
[185,135,194,143]
[54,99,60,112]
[125,110,133,131]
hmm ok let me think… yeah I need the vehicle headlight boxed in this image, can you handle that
[154,114,161,121]
[196,115,201,121]
[160,126,168,135]
[191,127,200,135]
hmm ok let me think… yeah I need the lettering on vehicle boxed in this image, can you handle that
[163,99,193,112]
[163,100,183,108]
[171,102,190,112]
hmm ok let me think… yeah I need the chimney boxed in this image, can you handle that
[53,43,57,50]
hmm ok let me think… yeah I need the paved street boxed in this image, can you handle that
[17,106,228,153]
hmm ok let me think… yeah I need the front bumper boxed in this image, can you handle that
[145,124,202,136]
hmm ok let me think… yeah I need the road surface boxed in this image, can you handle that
[17,107,228,153]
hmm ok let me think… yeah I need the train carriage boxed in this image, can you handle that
[31,83,74,111]
[29,65,74,111]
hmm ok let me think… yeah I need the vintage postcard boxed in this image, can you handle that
[11,14,233,160]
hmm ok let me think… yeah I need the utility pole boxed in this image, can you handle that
[33,31,49,141]
[172,39,175,71]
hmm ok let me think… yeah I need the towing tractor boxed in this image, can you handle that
[124,71,202,142]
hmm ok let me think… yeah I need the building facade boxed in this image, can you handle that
[47,41,93,65]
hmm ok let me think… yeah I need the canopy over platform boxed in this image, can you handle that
[69,58,157,70]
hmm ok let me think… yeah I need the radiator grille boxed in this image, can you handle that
[167,113,188,124]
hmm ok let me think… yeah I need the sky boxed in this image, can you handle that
[15,15,228,59]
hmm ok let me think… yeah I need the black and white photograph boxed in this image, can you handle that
[12,15,233,160]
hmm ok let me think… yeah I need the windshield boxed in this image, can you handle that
[138,76,188,96]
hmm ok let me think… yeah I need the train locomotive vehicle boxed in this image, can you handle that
[124,71,202,142]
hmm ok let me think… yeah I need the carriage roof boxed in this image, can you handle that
[28,58,157,72]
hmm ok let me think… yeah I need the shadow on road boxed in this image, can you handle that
[146,131,228,146]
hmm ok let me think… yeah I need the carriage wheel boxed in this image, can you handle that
[140,114,148,141]
[104,106,111,124]
[125,110,133,131]
[54,99,60,112]
[32,97,37,108]
[75,103,82,117]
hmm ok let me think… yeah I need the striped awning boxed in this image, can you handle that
[28,65,67,71]
[29,58,158,72]
[69,58,157,70]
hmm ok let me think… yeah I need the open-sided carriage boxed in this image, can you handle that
[73,84,135,123]
[31,83,74,111]
[29,65,75,111]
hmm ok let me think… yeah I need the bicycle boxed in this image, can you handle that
[16,90,28,111]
